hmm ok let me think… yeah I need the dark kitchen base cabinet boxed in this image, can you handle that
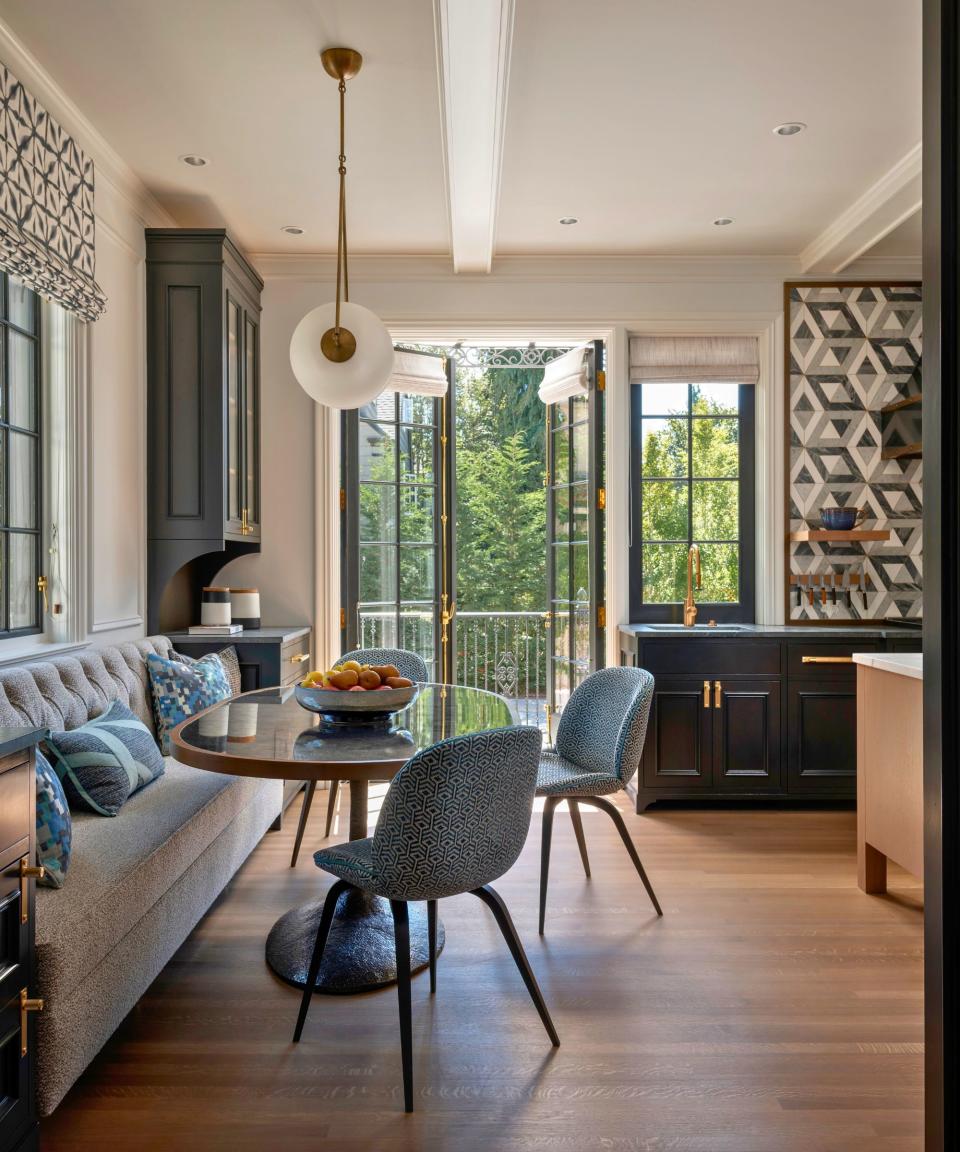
[620,627,921,811]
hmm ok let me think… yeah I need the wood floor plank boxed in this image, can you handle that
[40,796,923,1151]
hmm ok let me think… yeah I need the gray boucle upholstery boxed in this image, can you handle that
[3,637,282,1116]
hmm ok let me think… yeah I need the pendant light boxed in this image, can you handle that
[289,48,394,408]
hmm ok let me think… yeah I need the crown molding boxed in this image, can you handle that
[800,144,922,274]
[0,17,176,229]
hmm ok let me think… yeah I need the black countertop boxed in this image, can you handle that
[619,623,922,639]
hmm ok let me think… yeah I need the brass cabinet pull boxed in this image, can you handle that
[801,656,854,664]
[703,680,710,709]
[291,652,310,665]
[714,680,722,709]
[18,856,44,925]
[19,988,43,1057]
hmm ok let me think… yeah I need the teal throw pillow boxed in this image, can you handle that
[36,749,72,887]
[147,651,232,756]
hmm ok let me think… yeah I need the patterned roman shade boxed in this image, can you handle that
[0,61,106,321]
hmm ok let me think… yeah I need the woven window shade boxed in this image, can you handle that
[0,62,106,322]
[388,348,448,396]
[629,336,758,384]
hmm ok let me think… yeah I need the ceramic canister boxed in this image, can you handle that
[230,588,261,630]
[200,586,232,626]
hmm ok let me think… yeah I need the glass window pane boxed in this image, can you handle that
[399,426,434,483]
[699,542,740,603]
[360,484,396,543]
[641,418,688,477]
[360,393,396,421]
[359,420,396,482]
[399,608,435,676]
[641,543,688,603]
[359,545,396,604]
[571,542,589,602]
[8,433,36,529]
[570,393,588,424]
[553,543,570,597]
[692,418,739,478]
[358,605,398,650]
[692,480,739,541]
[244,318,258,521]
[571,422,589,483]
[641,382,688,415]
[692,382,739,415]
[399,394,435,425]
[553,485,569,541]
[553,428,569,480]
[8,533,36,630]
[552,657,571,713]
[7,279,37,333]
[571,483,589,541]
[573,599,590,664]
[552,605,571,660]
[8,332,36,430]
[641,480,688,541]
[400,485,434,543]
[226,302,240,521]
[399,545,435,601]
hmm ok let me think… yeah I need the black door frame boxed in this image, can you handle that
[924,2,958,1148]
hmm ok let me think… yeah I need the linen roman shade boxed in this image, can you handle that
[0,61,106,321]
[389,347,448,396]
[629,336,759,384]
[537,345,590,404]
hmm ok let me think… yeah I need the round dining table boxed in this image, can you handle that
[171,683,514,994]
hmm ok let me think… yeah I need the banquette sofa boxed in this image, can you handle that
[0,636,281,1115]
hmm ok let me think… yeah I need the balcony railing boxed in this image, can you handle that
[356,608,548,729]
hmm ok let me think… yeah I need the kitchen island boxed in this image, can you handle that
[853,651,923,894]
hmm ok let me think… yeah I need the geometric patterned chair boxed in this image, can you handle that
[292,725,559,1112]
[289,647,430,867]
[537,666,663,933]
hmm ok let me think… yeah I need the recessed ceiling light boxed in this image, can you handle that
[773,122,806,136]
[281,225,304,235]
[713,217,734,226]
[559,217,579,225]
[179,154,208,167]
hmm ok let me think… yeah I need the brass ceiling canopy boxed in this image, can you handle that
[320,47,363,82]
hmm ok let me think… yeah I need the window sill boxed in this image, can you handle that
[0,638,90,669]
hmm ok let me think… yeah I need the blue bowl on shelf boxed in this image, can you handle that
[820,507,864,531]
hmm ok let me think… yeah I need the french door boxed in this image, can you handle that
[545,340,606,725]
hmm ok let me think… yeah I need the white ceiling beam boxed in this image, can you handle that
[434,0,514,273]
[800,144,922,274]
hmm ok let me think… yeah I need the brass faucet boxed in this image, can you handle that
[684,544,702,627]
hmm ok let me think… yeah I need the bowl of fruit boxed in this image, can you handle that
[295,660,420,723]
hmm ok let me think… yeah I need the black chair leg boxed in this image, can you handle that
[580,795,663,916]
[472,885,560,1047]
[293,879,350,1041]
[427,899,438,994]
[539,795,560,935]
[290,780,317,867]
[324,779,341,838]
[390,900,414,1112]
[567,800,591,878]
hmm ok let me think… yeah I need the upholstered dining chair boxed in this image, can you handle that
[538,666,662,934]
[292,725,559,1112]
[290,647,429,867]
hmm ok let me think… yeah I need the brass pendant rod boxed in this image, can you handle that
[334,77,347,338]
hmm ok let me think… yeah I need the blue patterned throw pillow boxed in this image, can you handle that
[36,750,71,888]
[45,701,166,817]
[147,651,232,756]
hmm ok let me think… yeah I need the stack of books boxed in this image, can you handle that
[188,624,243,636]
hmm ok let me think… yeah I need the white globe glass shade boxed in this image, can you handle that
[289,300,394,408]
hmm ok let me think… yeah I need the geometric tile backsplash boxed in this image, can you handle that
[786,282,922,622]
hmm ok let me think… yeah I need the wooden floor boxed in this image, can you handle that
[41,793,924,1152]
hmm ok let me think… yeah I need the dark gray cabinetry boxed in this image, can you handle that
[620,627,921,810]
[146,229,263,633]
[164,627,310,694]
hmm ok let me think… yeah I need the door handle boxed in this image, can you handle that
[703,680,710,708]
[801,656,854,664]
[18,856,44,925]
[714,680,722,709]
[290,652,310,665]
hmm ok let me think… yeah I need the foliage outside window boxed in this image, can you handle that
[633,381,755,621]
[0,273,42,637]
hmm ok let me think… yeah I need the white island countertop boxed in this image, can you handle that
[852,651,923,680]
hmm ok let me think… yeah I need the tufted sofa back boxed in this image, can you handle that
[0,636,174,737]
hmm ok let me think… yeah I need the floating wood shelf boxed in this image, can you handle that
[880,393,922,414]
[881,443,922,461]
[789,529,892,543]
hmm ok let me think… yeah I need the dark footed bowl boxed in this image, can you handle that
[294,682,419,724]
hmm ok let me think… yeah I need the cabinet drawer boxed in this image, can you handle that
[0,758,30,867]
[787,640,881,679]
[281,634,312,686]
[638,640,781,678]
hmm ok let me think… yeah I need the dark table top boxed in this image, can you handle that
[171,684,515,781]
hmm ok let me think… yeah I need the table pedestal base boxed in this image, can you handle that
[266,887,445,994]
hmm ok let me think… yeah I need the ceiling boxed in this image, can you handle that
[0,0,922,263]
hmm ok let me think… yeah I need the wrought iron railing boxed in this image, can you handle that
[356,608,548,729]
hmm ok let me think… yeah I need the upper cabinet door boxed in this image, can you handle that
[242,310,261,539]
[225,292,244,537]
